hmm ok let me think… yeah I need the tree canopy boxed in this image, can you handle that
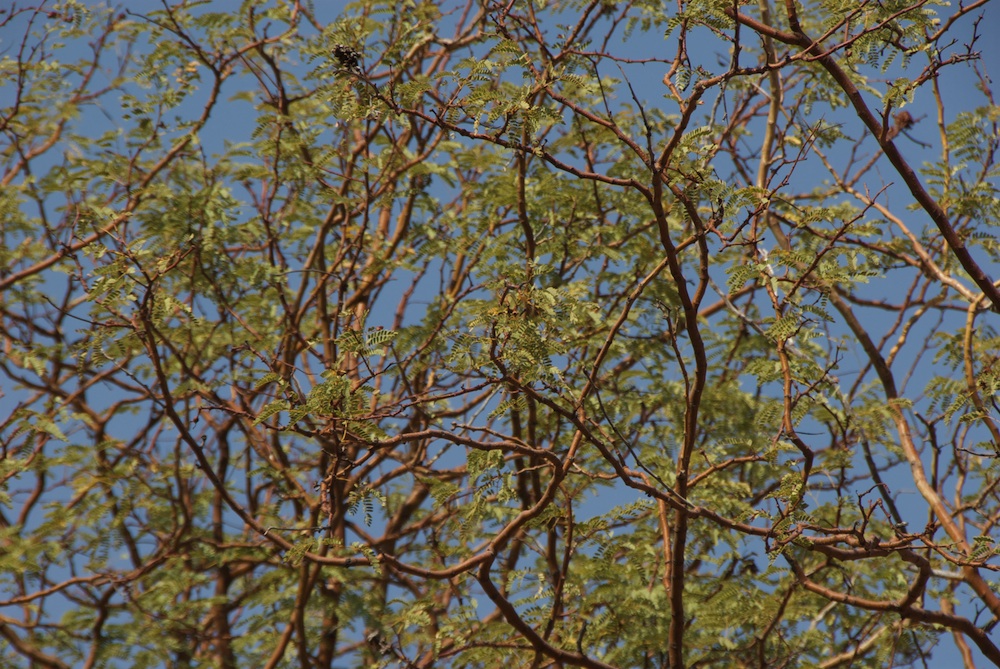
[2,0,1000,667]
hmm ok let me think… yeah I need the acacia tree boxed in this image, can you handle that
[2,0,999,667]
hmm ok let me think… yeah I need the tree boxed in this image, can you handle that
[2,0,999,666]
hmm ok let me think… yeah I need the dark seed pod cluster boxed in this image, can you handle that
[333,44,361,70]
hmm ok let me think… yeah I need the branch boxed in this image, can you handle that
[725,4,1000,312]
